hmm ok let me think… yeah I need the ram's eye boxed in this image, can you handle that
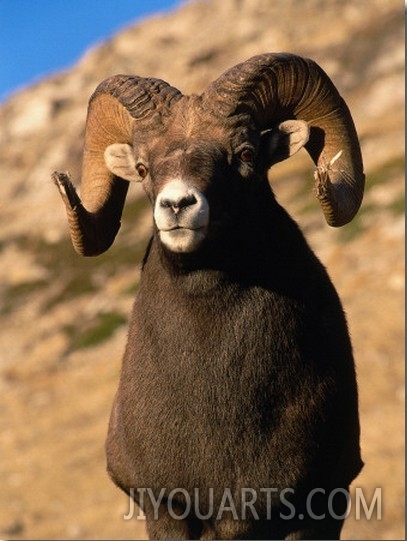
[239,148,255,164]
[136,163,148,179]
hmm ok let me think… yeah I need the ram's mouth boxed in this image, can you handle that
[158,226,208,253]
[162,225,206,232]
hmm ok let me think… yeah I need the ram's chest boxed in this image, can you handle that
[116,280,319,493]
[111,267,337,494]
[131,277,307,407]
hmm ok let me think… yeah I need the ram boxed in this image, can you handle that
[54,53,364,540]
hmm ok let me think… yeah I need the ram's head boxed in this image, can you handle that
[53,53,364,255]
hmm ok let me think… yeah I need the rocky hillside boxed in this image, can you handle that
[0,0,404,539]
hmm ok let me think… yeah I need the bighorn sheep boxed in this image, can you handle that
[53,53,364,540]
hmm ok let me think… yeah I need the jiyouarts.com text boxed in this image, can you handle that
[123,487,382,521]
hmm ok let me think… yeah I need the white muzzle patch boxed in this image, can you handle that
[154,180,210,253]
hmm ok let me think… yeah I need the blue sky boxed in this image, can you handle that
[0,0,182,102]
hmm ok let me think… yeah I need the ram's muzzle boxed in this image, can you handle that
[153,180,210,253]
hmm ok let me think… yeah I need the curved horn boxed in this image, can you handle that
[203,53,365,226]
[53,76,182,255]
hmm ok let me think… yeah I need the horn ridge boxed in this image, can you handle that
[57,75,182,256]
[203,52,364,226]
[91,75,182,121]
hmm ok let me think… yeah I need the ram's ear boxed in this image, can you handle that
[262,120,310,166]
[104,143,141,182]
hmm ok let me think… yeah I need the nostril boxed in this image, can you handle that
[178,194,198,208]
[161,194,197,213]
